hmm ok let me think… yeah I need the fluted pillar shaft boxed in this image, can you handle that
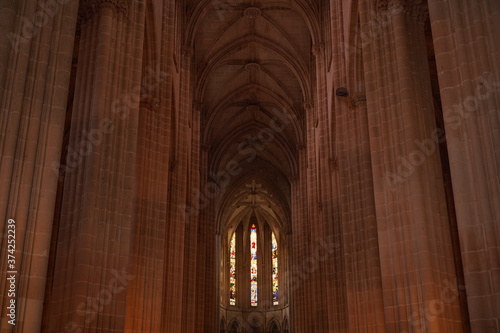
[179,46,202,333]
[125,96,167,332]
[0,0,79,331]
[311,42,333,332]
[160,40,193,331]
[198,143,219,331]
[0,0,19,92]
[289,144,310,333]
[44,1,146,331]
[428,1,500,331]
[360,1,463,331]
[337,94,386,333]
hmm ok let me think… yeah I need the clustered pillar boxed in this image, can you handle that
[359,0,463,331]
[0,0,79,331]
[428,0,500,331]
[43,0,145,331]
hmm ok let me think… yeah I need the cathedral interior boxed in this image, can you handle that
[0,0,499,332]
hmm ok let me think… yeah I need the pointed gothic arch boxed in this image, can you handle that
[220,317,227,333]
[268,319,280,333]
[229,320,240,333]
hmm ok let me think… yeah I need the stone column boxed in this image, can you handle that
[160,38,195,331]
[0,0,79,331]
[337,93,386,332]
[428,0,500,331]
[181,79,202,333]
[196,141,219,331]
[124,95,167,332]
[0,0,18,91]
[312,41,342,332]
[288,144,308,332]
[43,0,146,331]
[359,0,463,331]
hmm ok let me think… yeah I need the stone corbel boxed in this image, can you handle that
[181,45,194,59]
[303,100,314,111]
[312,43,325,58]
[348,94,367,109]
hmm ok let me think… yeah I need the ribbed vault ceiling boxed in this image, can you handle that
[188,1,317,232]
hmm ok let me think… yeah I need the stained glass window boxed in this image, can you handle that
[272,232,278,305]
[250,224,258,306]
[229,232,236,306]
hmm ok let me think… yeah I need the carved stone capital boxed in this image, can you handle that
[77,3,94,27]
[376,0,427,24]
[96,0,128,13]
[376,0,403,12]
[376,0,388,12]
[78,0,128,25]
[405,1,428,25]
